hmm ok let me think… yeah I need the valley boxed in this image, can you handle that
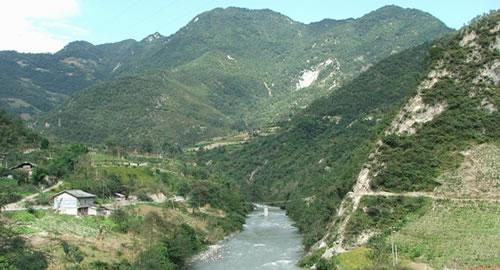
[0,3,499,270]
[3,6,451,146]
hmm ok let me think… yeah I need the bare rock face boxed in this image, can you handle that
[389,67,450,135]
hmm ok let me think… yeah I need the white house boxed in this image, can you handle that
[53,190,96,216]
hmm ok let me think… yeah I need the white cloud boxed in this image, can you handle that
[0,0,86,53]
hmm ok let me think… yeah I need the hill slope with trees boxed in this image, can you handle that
[36,6,451,146]
[199,10,500,269]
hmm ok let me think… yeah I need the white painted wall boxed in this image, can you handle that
[53,193,77,210]
[53,193,95,216]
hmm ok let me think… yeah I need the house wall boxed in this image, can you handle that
[53,193,78,212]
[78,198,94,208]
[53,192,96,216]
[59,207,78,216]
[89,207,111,216]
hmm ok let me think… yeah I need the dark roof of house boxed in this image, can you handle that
[9,162,36,170]
[55,189,96,199]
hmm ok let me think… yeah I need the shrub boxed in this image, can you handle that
[13,250,48,270]
[136,191,152,202]
[132,245,174,270]
[165,224,202,266]
[11,211,36,223]
[61,240,85,264]
[40,138,49,150]
[110,209,130,233]
[35,192,52,205]
[316,257,338,270]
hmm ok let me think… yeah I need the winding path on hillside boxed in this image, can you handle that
[2,181,63,211]
[319,186,500,258]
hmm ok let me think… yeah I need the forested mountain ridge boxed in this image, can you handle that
[199,41,434,248]
[199,10,500,269]
[0,109,39,151]
[311,11,499,268]
[33,5,451,147]
[0,39,141,118]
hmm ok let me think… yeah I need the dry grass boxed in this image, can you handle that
[6,203,230,269]
[26,222,140,270]
[436,143,500,199]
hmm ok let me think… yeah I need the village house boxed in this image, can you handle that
[53,189,97,216]
[10,161,36,177]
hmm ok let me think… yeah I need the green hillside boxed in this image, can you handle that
[199,10,499,269]
[0,110,39,151]
[0,41,131,117]
[38,6,451,146]
[42,71,233,147]
[198,43,434,248]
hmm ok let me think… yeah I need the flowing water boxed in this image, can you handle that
[191,205,304,270]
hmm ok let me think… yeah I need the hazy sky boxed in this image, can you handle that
[1,0,498,53]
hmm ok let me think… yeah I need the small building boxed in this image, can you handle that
[113,192,127,201]
[10,162,36,177]
[89,205,112,216]
[53,189,96,216]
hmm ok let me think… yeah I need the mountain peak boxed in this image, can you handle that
[362,5,433,20]
[59,41,95,52]
[142,32,163,42]
[357,4,451,30]
[195,6,294,23]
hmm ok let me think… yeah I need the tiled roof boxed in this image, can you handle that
[57,189,96,198]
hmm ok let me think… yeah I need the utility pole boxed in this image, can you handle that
[395,241,398,266]
[391,230,395,267]
[0,153,6,168]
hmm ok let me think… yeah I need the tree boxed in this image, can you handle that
[165,224,201,266]
[141,139,154,154]
[31,167,49,185]
[188,181,211,209]
[61,240,84,265]
[104,136,120,156]
[110,209,130,233]
[40,138,49,150]
[132,245,174,270]
[161,142,182,156]
[0,225,48,270]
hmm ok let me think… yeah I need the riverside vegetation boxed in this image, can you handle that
[0,109,250,269]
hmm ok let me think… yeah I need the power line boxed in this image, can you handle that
[106,0,144,26]
[123,0,179,33]
[123,0,215,39]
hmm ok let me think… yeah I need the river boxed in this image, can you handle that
[191,205,304,270]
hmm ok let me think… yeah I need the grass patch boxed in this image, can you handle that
[336,247,373,270]
[12,225,40,234]
[298,248,326,268]
[8,211,37,222]
[10,210,116,237]
[345,196,430,245]
[395,200,500,268]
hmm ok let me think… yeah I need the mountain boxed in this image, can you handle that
[43,71,234,147]
[199,10,499,268]
[35,6,451,146]
[199,42,434,247]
